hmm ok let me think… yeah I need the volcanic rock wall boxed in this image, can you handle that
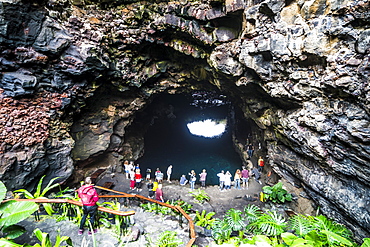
[0,0,369,239]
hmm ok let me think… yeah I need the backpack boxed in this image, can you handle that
[79,186,96,205]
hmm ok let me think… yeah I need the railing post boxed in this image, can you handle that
[34,210,40,221]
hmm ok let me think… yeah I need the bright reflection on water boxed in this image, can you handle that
[187,119,227,138]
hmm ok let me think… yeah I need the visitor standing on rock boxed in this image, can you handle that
[199,169,207,188]
[155,183,164,202]
[155,168,163,183]
[241,167,250,189]
[189,170,196,190]
[258,156,265,173]
[147,179,154,198]
[166,165,173,183]
[224,171,232,190]
[234,169,242,190]
[129,169,136,190]
[247,143,254,159]
[251,167,261,184]
[77,177,99,235]
[134,162,140,170]
[124,160,131,179]
[217,170,225,190]
[146,167,151,181]
[135,169,142,191]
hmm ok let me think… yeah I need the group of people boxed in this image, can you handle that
[178,169,208,190]
[216,164,262,191]
[122,155,265,197]
[75,155,265,235]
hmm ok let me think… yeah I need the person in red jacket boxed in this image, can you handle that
[135,169,142,191]
[258,156,265,173]
[77,177,99,235]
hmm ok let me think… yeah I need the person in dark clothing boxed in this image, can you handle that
[251,167,262,184]
[77,177,99,235]
[247,143,254,159]
[147,179,155,198]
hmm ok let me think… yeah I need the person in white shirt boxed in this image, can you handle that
[224,171,232,190]
[217,170,225,190]
[166,165,173,183]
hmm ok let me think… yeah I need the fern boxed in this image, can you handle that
[154,231,183,247]
[248,210,287,236]
[289,214,315,237]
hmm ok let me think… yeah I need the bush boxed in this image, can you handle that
[189,189,210,204]
[262,182,292,204]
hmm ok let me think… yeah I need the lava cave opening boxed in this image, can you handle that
[135,93,245,185]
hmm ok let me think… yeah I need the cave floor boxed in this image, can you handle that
[96,171,266,218]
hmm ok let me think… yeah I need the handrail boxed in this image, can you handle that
[7,186,197,246]
[94,186,197,247]
[5,198,135,217]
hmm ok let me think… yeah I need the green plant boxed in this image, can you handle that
[33,228,72,247]
[175,200,193,214]
[194,210,216,230]
[244,204,262,223]
[311,215,354,246]
[262,182,292,204]
[211,218,232,245]
[102,200,127,236]
[53,189,82,223]
[224,208,246,239]
[14,176,60,215]
[153,230,183,247]
[189,189,210,204]
[247,210,287,236]
[0,180,39,241]
[281,232,315,246]
[361,238,370,247]
[289,214,315,237]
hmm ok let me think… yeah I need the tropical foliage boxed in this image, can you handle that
[33,228,72,247]
[151,231,183,247]
[14,175,61,215]
[194,210,216,230]
[0,180,38,244]
[209,204,364,247]
[262,182,293,204]
[188,189,210,204]
[140,199,193,215]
